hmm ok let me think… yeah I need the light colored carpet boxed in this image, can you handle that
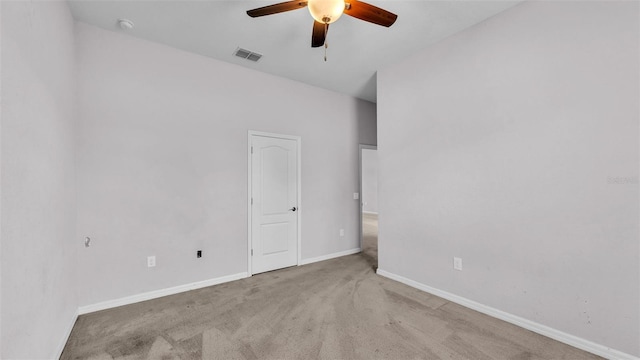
[61,217,601,359]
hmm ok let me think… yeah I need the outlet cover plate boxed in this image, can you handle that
[453,257,462,271]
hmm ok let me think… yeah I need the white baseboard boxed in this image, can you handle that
[362,211,378,215]
[299,247,361,266]
[376,269,638,360]
[55,308,79,359]
[78,272,249,315]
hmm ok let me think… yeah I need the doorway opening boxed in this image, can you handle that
[359,145,378,270]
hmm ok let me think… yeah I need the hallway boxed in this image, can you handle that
[361,212,378,270]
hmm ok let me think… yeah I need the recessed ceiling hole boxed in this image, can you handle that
[117,19,134,30]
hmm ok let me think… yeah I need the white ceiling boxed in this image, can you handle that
[67,0,523,103]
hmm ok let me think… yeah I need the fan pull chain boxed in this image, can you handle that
[324,42,328,62]
[324,23,328,62]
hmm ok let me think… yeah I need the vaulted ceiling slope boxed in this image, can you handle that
[68,0,522,103]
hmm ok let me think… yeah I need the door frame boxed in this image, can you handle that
[247,131,302,276]
[359,144,377,250]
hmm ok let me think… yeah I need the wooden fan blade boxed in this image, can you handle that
[247,1,308,17]
[344,1,397,27]
[311,21,328,47]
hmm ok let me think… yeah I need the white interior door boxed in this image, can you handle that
[250,134,299,274]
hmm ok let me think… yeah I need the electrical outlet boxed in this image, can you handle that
[197,250,202,258]
[353,192,359,200]
[147,256,156,268]
[339,229,345,237]
[453,257,462,271]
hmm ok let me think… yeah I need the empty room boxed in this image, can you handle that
[1,0,638,359]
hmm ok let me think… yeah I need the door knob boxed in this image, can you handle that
[289,207,297,212]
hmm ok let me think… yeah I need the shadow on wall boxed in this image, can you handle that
[356,86,377,146]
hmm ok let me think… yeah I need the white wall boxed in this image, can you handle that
[75,23,376,306]
[358,104,377,146]
[1,1,78,358]
[378,1,638,357]
[361,148,378,214]
[0,3,3,356]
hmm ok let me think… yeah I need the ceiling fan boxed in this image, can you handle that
[246,0,398,48]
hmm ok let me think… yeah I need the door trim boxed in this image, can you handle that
[359,144,377,250]
[248,131,301,276]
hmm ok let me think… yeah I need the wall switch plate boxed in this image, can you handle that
[147,256,156,267]
[353,192,359,200]
[453,257,462,271]
[340,229,345,237]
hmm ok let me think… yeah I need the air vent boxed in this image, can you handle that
[234,47,262,62]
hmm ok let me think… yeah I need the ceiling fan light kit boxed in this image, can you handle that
[308,0,345,24]
[246,0,397,59]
